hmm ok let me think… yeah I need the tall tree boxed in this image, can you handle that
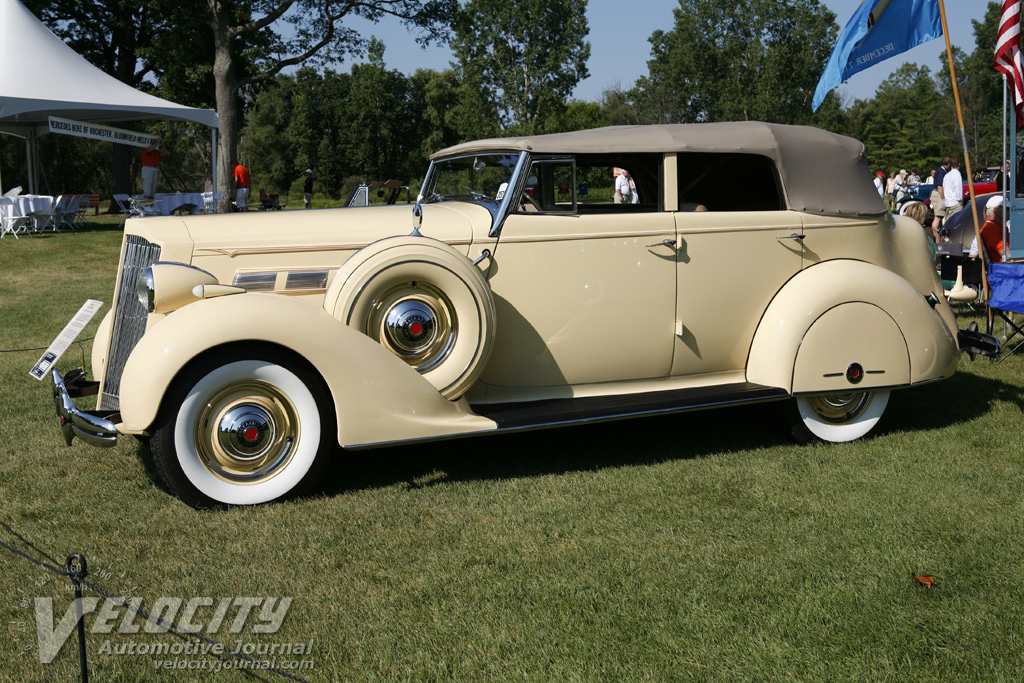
[846,63,953,174]
[632,0,840,126]
[451,0,590,135]
[206,0,454,210]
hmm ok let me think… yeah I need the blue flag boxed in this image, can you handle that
[812,0,944,111]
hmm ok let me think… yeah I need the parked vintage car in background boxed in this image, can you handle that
[897,179,998,220]
[47,122,990,507]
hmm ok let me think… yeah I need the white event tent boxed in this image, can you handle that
[0,0,219,195]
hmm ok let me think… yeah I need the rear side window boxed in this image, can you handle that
[677,153,783,212]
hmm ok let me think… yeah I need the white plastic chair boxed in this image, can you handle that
[29,195,59,232]
[60,195,82,229]
[0,197,32,238]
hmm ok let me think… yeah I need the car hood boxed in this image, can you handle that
[157,203,486,256]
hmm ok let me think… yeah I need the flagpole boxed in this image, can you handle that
[1003,74,1009,262]
[938,0,988,298]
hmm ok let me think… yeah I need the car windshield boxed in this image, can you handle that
[421,154,522,205]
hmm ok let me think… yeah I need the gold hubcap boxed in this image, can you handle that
[804,392,873,425]
[368,281,457,373]
[194,380,298,483]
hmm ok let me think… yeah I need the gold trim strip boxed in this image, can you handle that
[197,239,472,257]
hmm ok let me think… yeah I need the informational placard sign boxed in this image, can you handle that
[29,300,103,380]
[47,117,158,148]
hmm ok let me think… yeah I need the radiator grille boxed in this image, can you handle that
[99,235,161,410]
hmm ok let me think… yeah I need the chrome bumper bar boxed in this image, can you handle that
[49,368,120,448]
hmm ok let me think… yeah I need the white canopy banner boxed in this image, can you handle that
[47,116,157,148]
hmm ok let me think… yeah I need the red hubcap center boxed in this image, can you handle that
[244,427,259,442]
[409,322,423,336]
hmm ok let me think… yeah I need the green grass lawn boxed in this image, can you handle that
[2,224,1024,681]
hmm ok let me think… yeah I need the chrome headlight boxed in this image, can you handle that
[136,262,218,314]
[136,267,155,312]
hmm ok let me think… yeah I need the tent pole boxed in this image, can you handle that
[938,0,987,298]
[26,130,35,194]
[211,128,218,213]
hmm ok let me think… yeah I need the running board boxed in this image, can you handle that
[471,382,789,431]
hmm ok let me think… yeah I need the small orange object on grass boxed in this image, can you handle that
[911,572,936,588]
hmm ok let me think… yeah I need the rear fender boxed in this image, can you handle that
[118,294,495,446]
[747,260,959,393]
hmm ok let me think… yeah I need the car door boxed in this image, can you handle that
[478,157,677,389]
[669,210,804,377]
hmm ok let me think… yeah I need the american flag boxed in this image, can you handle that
[994,0,1024,127]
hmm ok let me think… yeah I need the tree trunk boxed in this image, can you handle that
[209,0,238,212]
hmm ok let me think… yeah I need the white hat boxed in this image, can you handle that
[986,195,1004,209]
[899,169,907,174]
[305,168,312,173]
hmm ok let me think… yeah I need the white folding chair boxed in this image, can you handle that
[0,197,32,239]
[60,195,82,230]
[29,195,60,232]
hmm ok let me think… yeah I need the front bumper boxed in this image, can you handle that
[50,368,120,448]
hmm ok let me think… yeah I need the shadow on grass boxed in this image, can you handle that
[312,369,1024,499]
[317,400,785,497]
[124,369,1024,507]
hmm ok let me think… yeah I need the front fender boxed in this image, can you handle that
[118,294,496,446]
[746,260,959,393]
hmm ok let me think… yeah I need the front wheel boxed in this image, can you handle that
[787,389,890,444]
[150,348,334,507]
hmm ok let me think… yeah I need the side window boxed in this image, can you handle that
[516,158,575,213]
[676,153,783,211]
[575,153,662,213]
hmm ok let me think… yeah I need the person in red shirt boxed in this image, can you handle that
[141,138,164,199]
[232,159,251,212]
[969,195,1007,264]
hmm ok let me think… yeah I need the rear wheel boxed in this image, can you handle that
[150,348,334,507]
[787,389,890,444]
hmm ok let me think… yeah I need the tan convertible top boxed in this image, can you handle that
[432,122,886,217]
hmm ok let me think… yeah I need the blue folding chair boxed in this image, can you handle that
[987,262,1024,362]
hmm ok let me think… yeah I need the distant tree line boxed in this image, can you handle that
[0,1,1011,203]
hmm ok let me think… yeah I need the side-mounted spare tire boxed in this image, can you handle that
[325,236,496,400]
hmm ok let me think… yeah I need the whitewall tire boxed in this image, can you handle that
[150,348,333,507]
[788,389,890,444]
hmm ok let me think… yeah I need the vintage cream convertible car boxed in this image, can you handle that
[49,123,987,507]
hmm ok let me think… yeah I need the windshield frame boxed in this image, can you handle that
[419,151,529,236]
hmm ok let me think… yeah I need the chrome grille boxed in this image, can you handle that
[99,235,161,410]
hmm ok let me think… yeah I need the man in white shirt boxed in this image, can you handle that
[874,172,885,197]
[614,169,631,203]
[942,158,963,224]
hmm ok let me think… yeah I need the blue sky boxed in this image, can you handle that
[341,0,992,106]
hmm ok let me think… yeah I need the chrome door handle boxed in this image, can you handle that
[646,239,677,248]
[776,233,805,241]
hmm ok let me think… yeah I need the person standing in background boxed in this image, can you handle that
[874,171,885,198]
[303,169,313,209]
[931,157,952,238]
[942,158,963,225]
[885,172,896,211]
[141,138,164,199]
[232,159,251,212]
